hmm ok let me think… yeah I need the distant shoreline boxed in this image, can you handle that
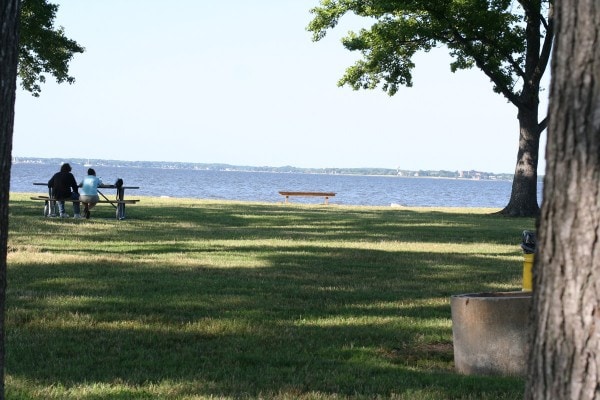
[12,156,532,181]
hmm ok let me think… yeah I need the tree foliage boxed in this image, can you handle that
[308,1,551,107]
[18,0,84,96]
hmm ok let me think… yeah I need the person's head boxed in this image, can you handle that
[60,163,72,173]
[88,168,96,176]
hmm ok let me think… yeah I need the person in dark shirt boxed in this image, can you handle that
[48,163,81,218]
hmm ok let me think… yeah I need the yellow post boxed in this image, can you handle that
[522,253,534,291]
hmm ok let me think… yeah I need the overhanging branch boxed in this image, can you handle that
[448,28,523,107]
[538,116,548,133]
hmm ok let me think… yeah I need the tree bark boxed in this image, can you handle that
[525,0,600,398]
[499,108,541,217]
[0,1,20,398]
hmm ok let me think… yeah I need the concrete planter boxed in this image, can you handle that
[451,291,532,376]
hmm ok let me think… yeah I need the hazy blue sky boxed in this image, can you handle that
[13,1,548,173]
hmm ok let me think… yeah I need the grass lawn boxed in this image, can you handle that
[6,193,535,399]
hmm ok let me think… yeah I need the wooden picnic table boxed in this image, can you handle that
[32,182,140,220]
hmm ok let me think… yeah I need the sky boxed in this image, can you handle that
[13,0,548,173]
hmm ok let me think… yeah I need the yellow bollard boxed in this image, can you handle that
[522,253,534,291]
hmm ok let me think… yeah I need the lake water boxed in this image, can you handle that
[10,161,543,208]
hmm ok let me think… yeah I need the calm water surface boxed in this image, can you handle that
[10,162,543,208]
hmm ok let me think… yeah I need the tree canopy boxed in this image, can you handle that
[308,0,551,110]
[18,0,84,96]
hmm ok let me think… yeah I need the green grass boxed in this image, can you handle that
[6,193,535,399]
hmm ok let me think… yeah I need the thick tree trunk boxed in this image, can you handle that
[499,0,548,218]
[524,0,600,398]
[499,107,541,217]
[0,1,20,398]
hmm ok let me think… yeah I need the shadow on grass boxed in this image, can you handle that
[6,198,530,399]
[10,199,532,246]
[8,259,523,398]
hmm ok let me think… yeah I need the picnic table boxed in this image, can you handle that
[32,182,140,220]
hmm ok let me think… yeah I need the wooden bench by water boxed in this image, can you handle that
[278,191,336,205]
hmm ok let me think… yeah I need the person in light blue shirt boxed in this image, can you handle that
[79,168,103,219]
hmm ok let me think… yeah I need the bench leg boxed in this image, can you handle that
[115,187,125,220]
[325,196,329,205]
[44,187,58,217]
[43,200,59,217]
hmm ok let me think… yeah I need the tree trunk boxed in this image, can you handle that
[499,107,541,217]
[499,0,549,218]
[0,1,20,399]
[524,0,600,398]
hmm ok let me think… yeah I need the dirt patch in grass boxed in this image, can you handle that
[381,341,455,370]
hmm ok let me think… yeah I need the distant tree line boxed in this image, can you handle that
[14,157,525,181]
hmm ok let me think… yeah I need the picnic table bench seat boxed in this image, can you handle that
[30,196,140,204]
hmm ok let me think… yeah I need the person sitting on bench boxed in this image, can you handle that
[79,168,103,219]
[48,163,81,218]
